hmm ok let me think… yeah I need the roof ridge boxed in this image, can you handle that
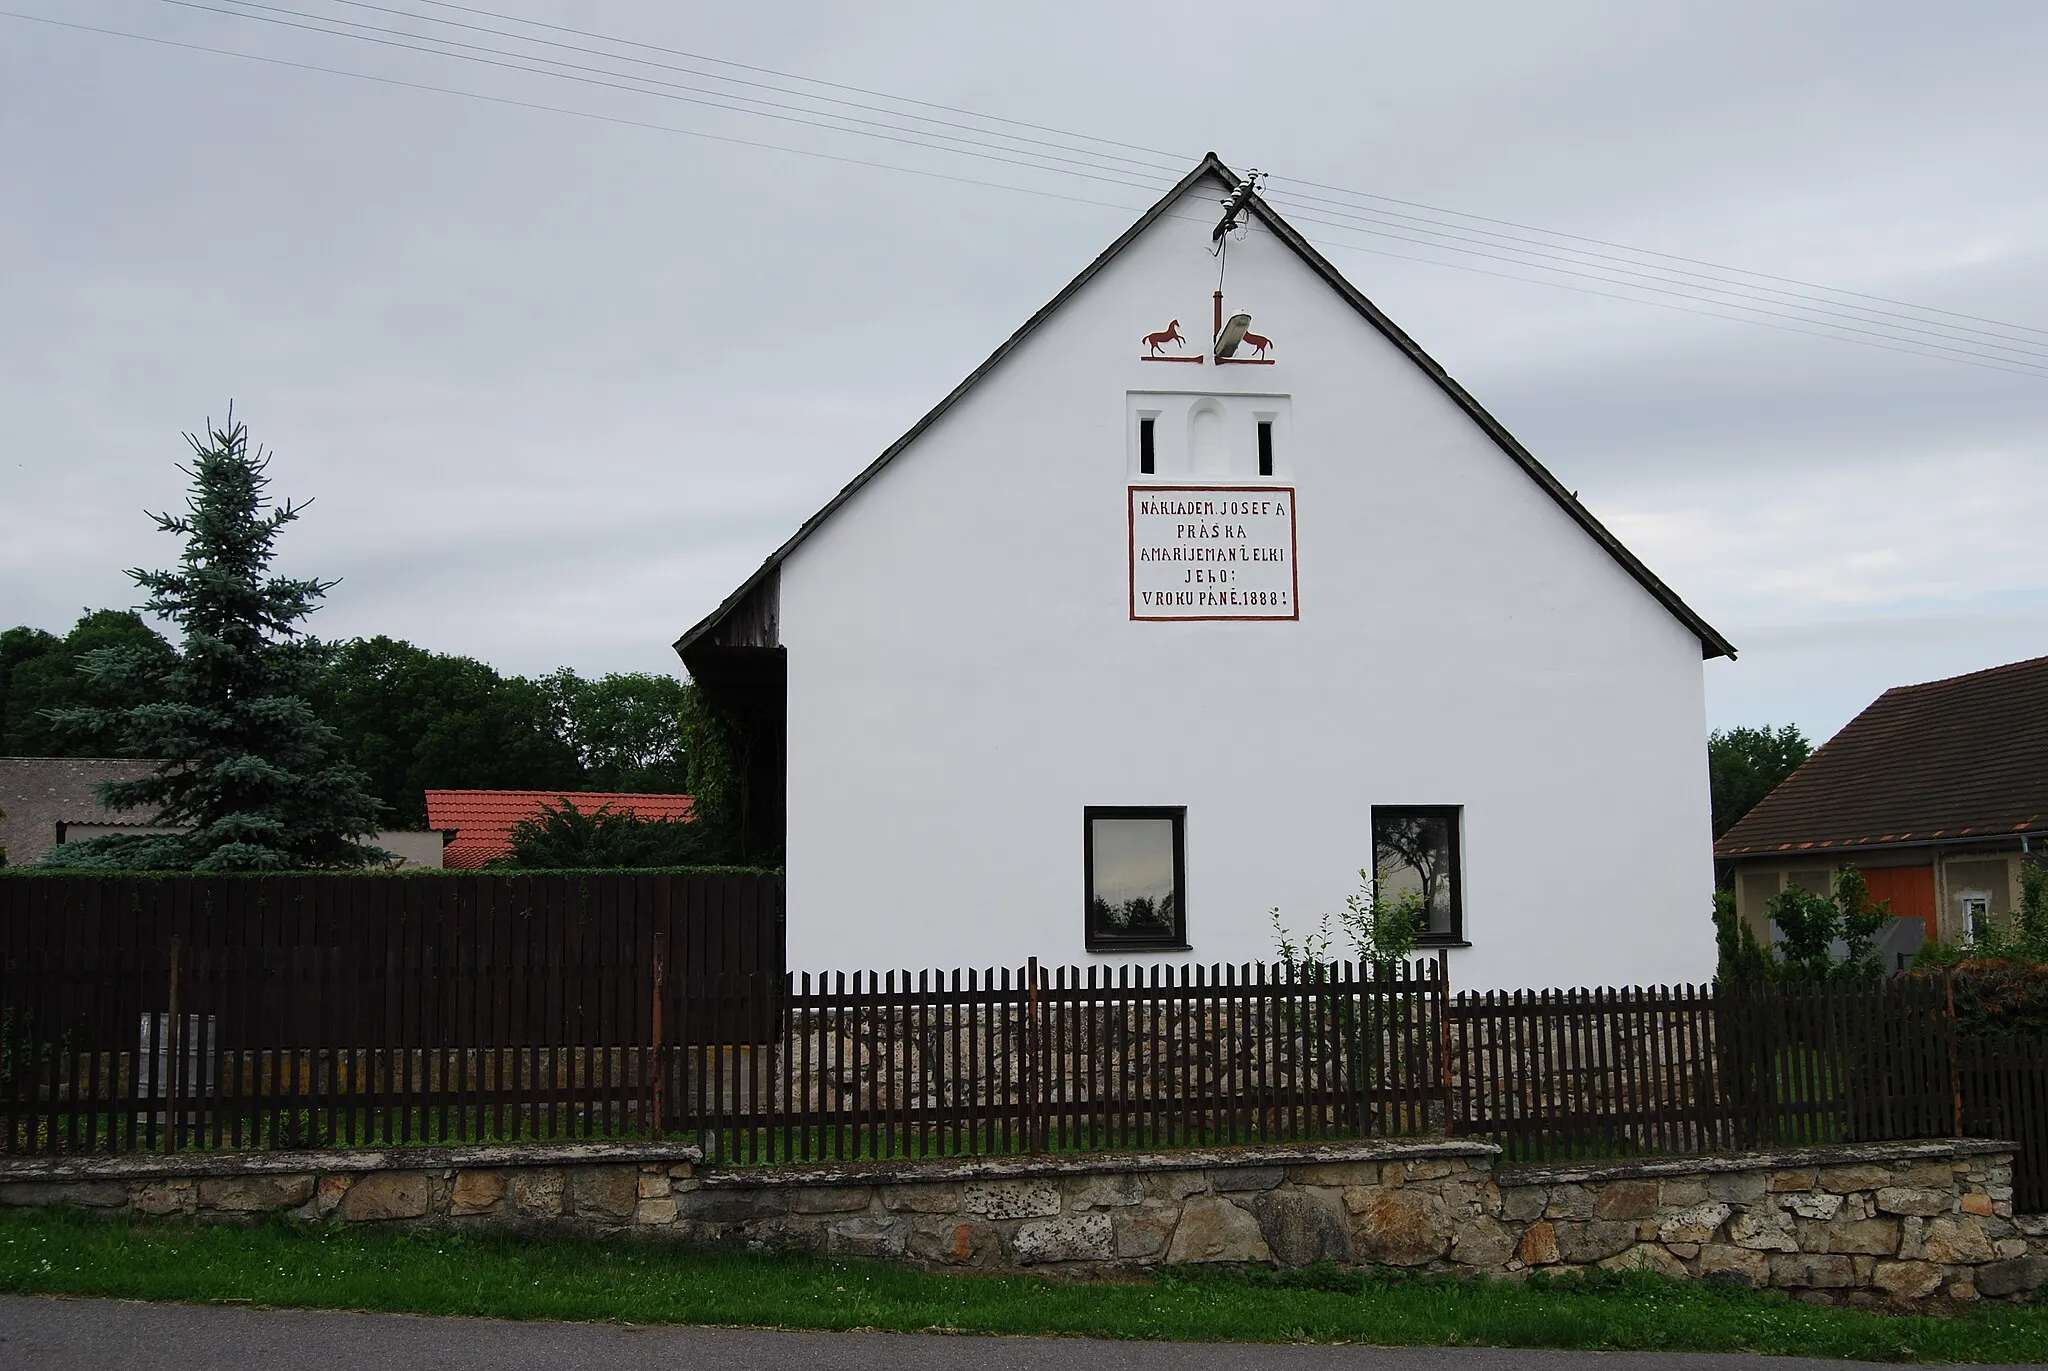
[1885,653,2048,696]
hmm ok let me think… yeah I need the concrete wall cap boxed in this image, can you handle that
[693,1139,1499,1190]
[0,1140,704,1182]
[1501,1139,2014,1189]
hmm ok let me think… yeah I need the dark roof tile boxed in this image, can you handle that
[1715,655,2048,857]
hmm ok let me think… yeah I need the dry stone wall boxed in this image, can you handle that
[0,1137,2035,1308]
[1497,1143,2037,1305]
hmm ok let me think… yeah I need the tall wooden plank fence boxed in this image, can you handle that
[0,872,781,1154]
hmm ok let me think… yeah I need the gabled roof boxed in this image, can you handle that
[424,789,695,869]
[1715,655,2048,858]
[675,154,1733,661]
[0,756,157,867]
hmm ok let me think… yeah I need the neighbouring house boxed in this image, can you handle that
[1716,655,2048,963]
[424,790,695,869]
[0,756,446,868]
[674,154,1733,990]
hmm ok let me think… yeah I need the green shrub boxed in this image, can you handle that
[1763,866,1887,981]
[1271,868,1425,973]
[495,799,723,870]
[1908,958,2048,1037]
[1712,888,1774,984]
[1915,861,2048,972]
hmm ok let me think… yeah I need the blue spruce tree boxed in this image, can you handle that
[52,411,386,869]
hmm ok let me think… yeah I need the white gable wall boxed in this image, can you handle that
[773,183,1714,991]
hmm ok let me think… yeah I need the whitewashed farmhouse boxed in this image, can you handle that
[676,156,1733,990]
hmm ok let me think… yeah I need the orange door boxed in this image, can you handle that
[1861,866,1937,943]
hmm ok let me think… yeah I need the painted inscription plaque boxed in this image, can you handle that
[1128,485,1298,621]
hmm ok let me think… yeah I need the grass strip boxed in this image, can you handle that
[2,1207,2045,1362]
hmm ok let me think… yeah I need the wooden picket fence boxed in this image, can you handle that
[670,960,1448,1164]
[1958,1032,2048,1213]
[1448,978,1957,1161]
[1445,980,2046,1211]
[4,872,2046,1210]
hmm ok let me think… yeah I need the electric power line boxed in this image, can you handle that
[9,5,2047,382]
[271,0,1190,180]
[1260,194,2048,368]
[1273,176,2048,343]
[392,0,1193,169]
[1266,220,2048,382]
[149,0,1183,195]
[165,0,2048,366]
[1263,190,2048,357]
[0,10,1167,214]
[300,0,2048,352]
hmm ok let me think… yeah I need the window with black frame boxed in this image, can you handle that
[1371,805,1464,945]
[1084,806,1186,950]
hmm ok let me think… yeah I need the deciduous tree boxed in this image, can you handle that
[312,637,581,827]
[538,669,688,793]
[1709,724,1812,837]
[0,611,175,756]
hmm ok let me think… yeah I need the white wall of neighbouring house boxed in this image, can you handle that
[372,830,446,869]
[769,179,1717,992]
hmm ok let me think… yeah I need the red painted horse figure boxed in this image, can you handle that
[1142,319,1185,356]
[1239,331,1273,359]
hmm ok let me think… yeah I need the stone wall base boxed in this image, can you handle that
[1,1137,2038,1309]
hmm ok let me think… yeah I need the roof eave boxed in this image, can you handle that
[1717,823,2041,860]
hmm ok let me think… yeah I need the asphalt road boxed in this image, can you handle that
[3,1295,2033,1371]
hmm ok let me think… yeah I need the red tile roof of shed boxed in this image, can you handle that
[424,790,695,868]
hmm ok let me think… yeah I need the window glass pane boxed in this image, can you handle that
[1374,811,1456,938]
[1089,817,1176,937]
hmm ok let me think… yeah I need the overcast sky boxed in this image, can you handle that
[4,0,2044,746]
